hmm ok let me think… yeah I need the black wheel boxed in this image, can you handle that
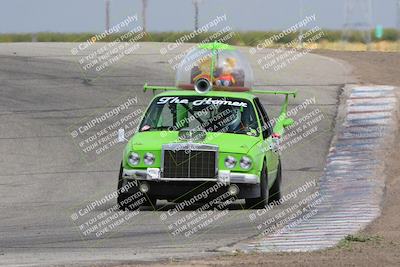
[117,162,131,210]
[269,158,282,203]
[117,162,157,210]
[140,190,157,209]
[246,161,269,209]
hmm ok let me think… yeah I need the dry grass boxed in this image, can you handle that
[303,40,400,52]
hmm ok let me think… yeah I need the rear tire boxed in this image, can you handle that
[268,158,282,203]
[246,161,269,209]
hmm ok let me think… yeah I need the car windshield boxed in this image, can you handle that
[139,96,259,136]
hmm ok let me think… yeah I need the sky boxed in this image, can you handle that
[0,0,398,33]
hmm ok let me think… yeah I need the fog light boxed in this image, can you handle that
[228,184,239,196]
[139,182,150,193]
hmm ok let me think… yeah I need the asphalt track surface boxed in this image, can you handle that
[0,43,352,266]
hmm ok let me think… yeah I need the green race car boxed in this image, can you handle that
[117,43,295,210]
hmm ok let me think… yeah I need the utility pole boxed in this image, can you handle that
[142,0,148,32]
[397,0,400,30]
[105,0,110,31]
[193,0,202,31]
[397,0,400,50]
[298,0,304,48]
[342,0,373,48]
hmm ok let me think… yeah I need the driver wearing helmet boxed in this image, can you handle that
[216,105,242,133]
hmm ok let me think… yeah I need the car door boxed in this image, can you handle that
[254,98,279,186]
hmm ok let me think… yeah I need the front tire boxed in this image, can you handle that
[117,163,156,210]
[117,162,132,210]
[246,161,269,209]
[269,158,282,203]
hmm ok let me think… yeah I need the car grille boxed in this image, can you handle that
[163,149,217,179]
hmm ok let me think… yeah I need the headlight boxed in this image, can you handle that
[144,152,155,165]
[224,156,237,169]
[128,152,140,166]
[240,156,252,170]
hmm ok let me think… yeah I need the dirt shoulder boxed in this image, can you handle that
[313,50,400,87]
[119,51,400,267]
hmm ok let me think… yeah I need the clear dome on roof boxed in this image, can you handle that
[175,43,254,92]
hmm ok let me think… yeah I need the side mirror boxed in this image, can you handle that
[283,118,294,128]
[117,128,127,143]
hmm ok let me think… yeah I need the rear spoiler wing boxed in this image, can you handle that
[144,84,296,97]
[143,84,178,93]
[251,89,296,98]
[249,89,297,136]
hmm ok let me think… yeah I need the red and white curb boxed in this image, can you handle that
[226,85,397,252]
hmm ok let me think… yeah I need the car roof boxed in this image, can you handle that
[153,90,257,101]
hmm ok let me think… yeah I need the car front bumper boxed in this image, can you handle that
[122,168,259,184]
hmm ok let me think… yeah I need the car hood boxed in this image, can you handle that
[129,131,261,154]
